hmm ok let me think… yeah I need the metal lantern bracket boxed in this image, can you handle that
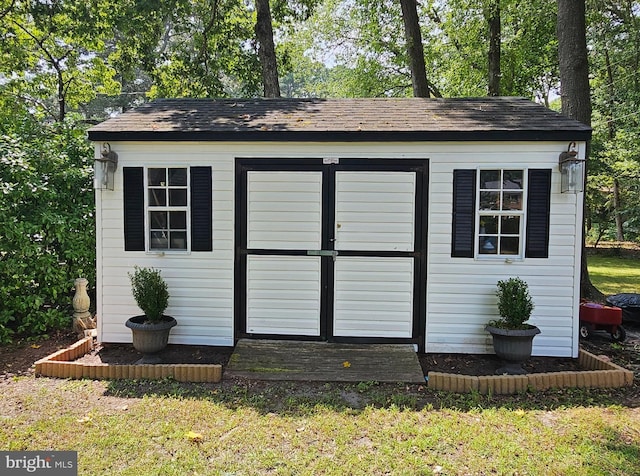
[558,142,585,194]
[94,143,118,190]
[558,142,579,166]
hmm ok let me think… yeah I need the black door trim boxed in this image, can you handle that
[234,158,429,351]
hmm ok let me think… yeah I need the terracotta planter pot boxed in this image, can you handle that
[125,315,177,363]
[485,324,540,375]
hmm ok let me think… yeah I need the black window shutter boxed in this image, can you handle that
[525,169,552,258]
[451,169,477,257]
[190,166,213,251]
[123,167,145,251]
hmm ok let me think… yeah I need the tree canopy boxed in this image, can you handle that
[1,0,639,340]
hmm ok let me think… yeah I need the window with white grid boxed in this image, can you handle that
[477,169,525,257]
[147,167,189,251]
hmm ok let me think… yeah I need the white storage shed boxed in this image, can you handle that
[88,97,591,357]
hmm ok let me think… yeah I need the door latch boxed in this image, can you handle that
[307,250,338,261]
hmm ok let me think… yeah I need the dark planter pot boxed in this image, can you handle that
[485,324,541,375]
[125,315,177,364]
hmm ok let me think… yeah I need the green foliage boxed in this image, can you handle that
[492,277,535,329]
[0,0,121,121]
[586,0,640,243]
[425,0,559,99]
[280,0,415,97]
[355,381,378,393]
[128,267,170,322]
[0,0,638,337]
[112,0,263,99]
[280,0,559,100]
[0,113,95,343]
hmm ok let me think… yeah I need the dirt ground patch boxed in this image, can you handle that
[580,322,640,377]
[586,241,640,258]
[0,330,78,379]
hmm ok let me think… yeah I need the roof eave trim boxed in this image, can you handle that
[87,129,592,143]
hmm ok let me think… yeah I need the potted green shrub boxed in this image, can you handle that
[485,277,540,375]
[125,266,176,363]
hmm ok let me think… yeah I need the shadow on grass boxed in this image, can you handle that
[103,376,640,416]
[601,427,640,470]
[102,328,640,415]
[101,323,640,415]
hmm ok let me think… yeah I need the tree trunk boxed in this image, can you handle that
[487,0,501,96]
[604,49,625,242]
[557,0,603,300]
[400,0,430,97]
[255,0,280,98]
[57,66,66,122]
[613,178,625,241]
[557,0,591,124]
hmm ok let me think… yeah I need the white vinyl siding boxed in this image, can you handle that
[333,257,414,338]
[96,143,233,346]
[95,140,584,358]
[247,171,322,250]
[426,143,584,357]
[246,256,321,336]
[335,172,415,252]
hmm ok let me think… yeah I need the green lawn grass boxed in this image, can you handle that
[588,255,640,295]
[1,378,639,475]
[1,255,639,474]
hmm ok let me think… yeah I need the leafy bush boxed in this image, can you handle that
[0,114,95,343]
[128,266,169,322]
[491,277,535,329]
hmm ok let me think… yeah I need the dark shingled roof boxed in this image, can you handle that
[88,97,592,142]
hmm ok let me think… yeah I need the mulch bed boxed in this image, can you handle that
[2,323,638,380]
[418,353,583,376]
[76,342,582,377]
[75,343,234,366]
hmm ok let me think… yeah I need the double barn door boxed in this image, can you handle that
[235,159,428,346]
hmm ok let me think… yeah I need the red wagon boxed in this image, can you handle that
[579,301,626,342]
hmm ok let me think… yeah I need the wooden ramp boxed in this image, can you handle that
[225,339,425,384]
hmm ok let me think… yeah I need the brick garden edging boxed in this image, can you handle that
[36,339,632,391]
[34,336,223,383]
[427,349,634,394]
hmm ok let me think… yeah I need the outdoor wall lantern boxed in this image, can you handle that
[94,143,118,190]
[558,142,585,193]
